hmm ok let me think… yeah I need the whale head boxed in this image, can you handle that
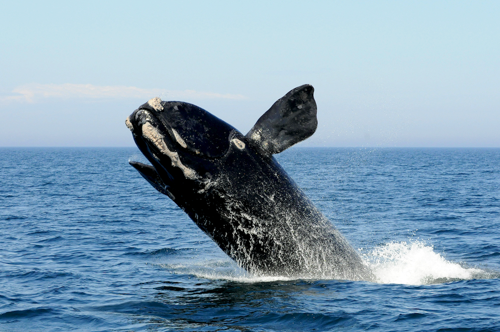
[126,97,240,199]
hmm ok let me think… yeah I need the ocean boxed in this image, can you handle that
[1,147,499,331]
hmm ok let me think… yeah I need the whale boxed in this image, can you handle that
[125,85,372,280]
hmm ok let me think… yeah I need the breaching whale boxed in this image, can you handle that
[126,85,372,280]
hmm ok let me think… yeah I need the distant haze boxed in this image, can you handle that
[1,1,499,147]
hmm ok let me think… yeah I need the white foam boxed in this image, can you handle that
[154,241,492,286]
[190,271,296,283]
[159,261,296,283]
[363,241,484,285]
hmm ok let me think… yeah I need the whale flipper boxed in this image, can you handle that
[246,84,317,155]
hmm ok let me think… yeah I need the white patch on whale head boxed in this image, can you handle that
[141,122,198,180]
[172,129,187,148]
[231,138,245,150]
[147,97,164,112]
[125,116,134,131]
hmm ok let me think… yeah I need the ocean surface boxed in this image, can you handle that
[1,147,499,331]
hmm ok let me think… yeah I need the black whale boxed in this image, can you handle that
[126,85,372,280]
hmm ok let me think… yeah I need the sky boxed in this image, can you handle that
[1,1,499,147]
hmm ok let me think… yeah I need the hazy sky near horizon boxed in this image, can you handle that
[1,1,499,147]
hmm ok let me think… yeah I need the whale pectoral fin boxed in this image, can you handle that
[246,84,317,155]
[129,161,171,196]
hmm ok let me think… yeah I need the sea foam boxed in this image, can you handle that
[363,241,486,285]
[161,240,492,285]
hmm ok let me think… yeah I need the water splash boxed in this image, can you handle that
[159,240,496,286]
[363,241,488,285]
[160,260,297,283]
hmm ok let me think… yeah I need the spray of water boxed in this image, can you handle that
[362,241,488,285]
[160,240,494,285]
[161,261,297,283]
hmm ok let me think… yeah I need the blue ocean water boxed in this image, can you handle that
[1,147,499,331]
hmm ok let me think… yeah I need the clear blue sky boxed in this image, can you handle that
[1,1,499,147]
